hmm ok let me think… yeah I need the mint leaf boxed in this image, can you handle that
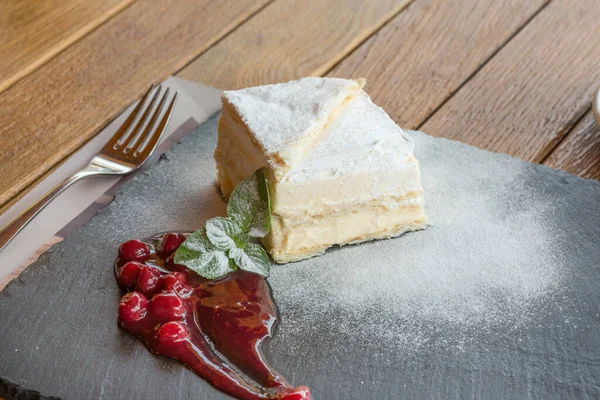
[173,169,272,281]
[176,230,211,252]
[206,217,248,250]
[187,251,232,280]
[232,242,270,277]
[173,230,234,279]
[228,168,271,237]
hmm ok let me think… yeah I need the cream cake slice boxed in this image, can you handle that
[215,77,427,263]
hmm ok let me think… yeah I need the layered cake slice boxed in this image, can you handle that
[215,77,427,263]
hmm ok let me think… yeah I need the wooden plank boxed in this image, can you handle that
[544,111,600,180]
[420,0,600,163]
[0,157,58,217]
[178,0,412,89]
[0,0,269,210]
[328,0,549,129]
[0,0,137,94]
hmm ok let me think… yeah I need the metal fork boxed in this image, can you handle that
[0,85,178,252]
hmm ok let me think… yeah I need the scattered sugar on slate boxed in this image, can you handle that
[268,131,566,353]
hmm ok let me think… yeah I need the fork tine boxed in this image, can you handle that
[105,85,154,149]
[134,90,178,160]
[120,85,162,151]
[131,87,170,157]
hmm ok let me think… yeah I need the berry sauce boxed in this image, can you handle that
[115,233,311,400]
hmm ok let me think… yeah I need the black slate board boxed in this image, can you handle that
[1,114,599,400]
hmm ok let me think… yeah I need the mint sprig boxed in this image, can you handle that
[173,169,272,279]
[172,230,234,279]
[227,168,270,237]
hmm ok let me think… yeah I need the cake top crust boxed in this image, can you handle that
[223,77,365,170]
[285,91,415,183]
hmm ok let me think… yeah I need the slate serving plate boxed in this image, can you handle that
[1,114,599,400]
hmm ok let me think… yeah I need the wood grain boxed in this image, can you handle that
[545,111,600,180]
[178,0,412,89]
[0,149,65,217]
[328,0,549,130]
[0,0,137,94]
[420,0,600,164]
[0,0,270,210]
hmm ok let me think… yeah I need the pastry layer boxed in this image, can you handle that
[222,77,365,178]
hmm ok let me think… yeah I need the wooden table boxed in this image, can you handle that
[1,0,599,215]
[1,0,599,223]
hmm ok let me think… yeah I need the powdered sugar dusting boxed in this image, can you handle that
[268,131,566,352]
[285,92,415,182]
[224,77,362,159]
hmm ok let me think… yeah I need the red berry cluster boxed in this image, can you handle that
[114,233,312,400]
[117,234,190,346]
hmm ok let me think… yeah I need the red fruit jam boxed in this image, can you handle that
[115,233,311,400]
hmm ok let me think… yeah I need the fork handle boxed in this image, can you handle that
[0,170,92,252]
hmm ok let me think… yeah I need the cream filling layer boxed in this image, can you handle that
[217,112,424,216]
[264,201,427,263]
[215,112,267,196]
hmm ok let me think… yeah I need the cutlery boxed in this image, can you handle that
[0,85,178,252]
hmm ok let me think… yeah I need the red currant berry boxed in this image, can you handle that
[136,266,161,296]
[118,261,144,289]
[118,240,150,262]
[156,321,188,345]
[158,233,186,259]
[149,291,186,321]
[118,292,148,323]
[162,272,187,291]
[280,386,312,400]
